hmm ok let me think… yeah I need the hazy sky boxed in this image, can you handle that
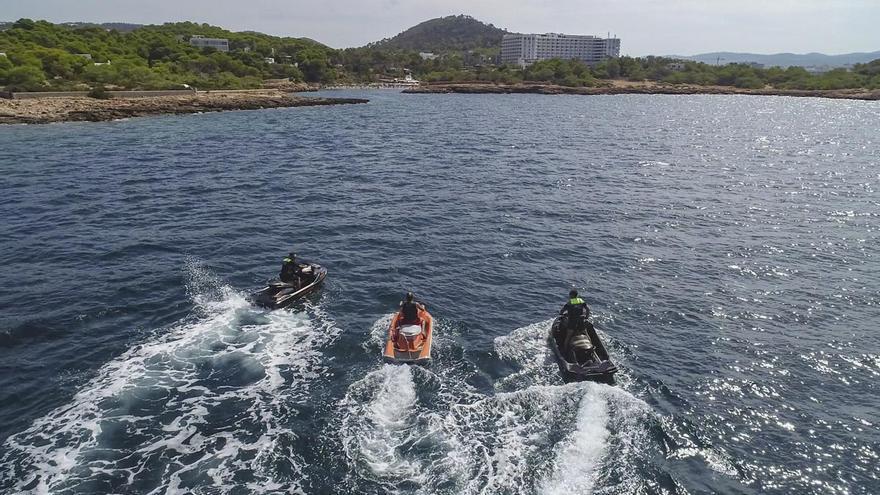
[4,0,879,55]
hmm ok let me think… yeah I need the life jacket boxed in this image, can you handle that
[567,297,586,318]
[280,258,297,281]
[401,301,420,322]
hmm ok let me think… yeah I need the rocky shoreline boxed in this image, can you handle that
[0,90,368,125]
[403,82,880,101]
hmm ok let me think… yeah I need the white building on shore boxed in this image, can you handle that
[501,33,620,66]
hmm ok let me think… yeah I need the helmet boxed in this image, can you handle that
[406,291,414,302]
[569,289,578,298]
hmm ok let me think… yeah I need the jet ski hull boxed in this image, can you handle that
[383,309,433,365]
[252,262,327,309]
[548,317,617,383]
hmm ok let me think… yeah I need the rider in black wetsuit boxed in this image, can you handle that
[560,289,590,330]
[280,253,299,284]
[399,292,425,325]
[559,289,591,353]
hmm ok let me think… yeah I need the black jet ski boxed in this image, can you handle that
[252,260,327,309]
[548,316,617,383]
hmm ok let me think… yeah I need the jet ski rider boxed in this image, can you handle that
[561,289,590,328]
[399,291,425,325]
[280,252,301,286]
[558,289,591,356]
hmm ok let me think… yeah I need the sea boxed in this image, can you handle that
[0,90,878,494]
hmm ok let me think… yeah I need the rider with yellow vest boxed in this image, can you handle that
[560,289,590,331]
[280,252,300,285]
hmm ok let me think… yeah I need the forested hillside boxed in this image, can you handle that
[0,19,335,91]
[369,15,506,52]
[421,56,880,90]
[1,17,878,92]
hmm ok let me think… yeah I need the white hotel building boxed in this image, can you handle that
[500,33,620,66]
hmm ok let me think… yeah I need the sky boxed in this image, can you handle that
[3,0,879,55]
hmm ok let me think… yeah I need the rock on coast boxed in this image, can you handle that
[0,90,368,124]
[403,82,880,100]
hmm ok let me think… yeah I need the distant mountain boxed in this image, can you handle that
[673,51,880,69]
[369,14,506,52]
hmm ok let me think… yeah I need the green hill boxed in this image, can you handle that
[0,19,336,91]
[369,15,506,52]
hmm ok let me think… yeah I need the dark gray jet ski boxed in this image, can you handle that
[252,260,326,309]
[548,317,617,383]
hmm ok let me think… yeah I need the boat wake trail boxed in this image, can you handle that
[340,364,450,492]
[0,262,339,494]
[341,317,676,494]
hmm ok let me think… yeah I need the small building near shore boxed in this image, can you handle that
[189,35,229,52]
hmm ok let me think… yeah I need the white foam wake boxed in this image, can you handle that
[493,319,558,391]
[341,365,423,482]
[340,317,658,495]
[539,389,610,494]
[363,312,395,353]
[1,263,338,494]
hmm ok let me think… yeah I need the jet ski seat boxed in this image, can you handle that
[399,324,422,337]
[570,334,594,350]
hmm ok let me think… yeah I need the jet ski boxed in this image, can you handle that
[252,260,327,309]
[383,307,433,365]
[548,316,617,382]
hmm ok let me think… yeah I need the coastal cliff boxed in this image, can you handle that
[403,82,880,101]
[0,90,368,125]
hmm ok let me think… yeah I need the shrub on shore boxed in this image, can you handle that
[87,86,111,99]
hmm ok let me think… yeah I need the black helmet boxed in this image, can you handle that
[569,289,578,298]
[406,291,414,302]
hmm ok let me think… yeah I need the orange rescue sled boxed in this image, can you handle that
[383,308,433,365]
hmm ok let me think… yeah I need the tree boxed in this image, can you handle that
[11,18,36,31]
[297,48,331,83]
[4,65,46,91]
